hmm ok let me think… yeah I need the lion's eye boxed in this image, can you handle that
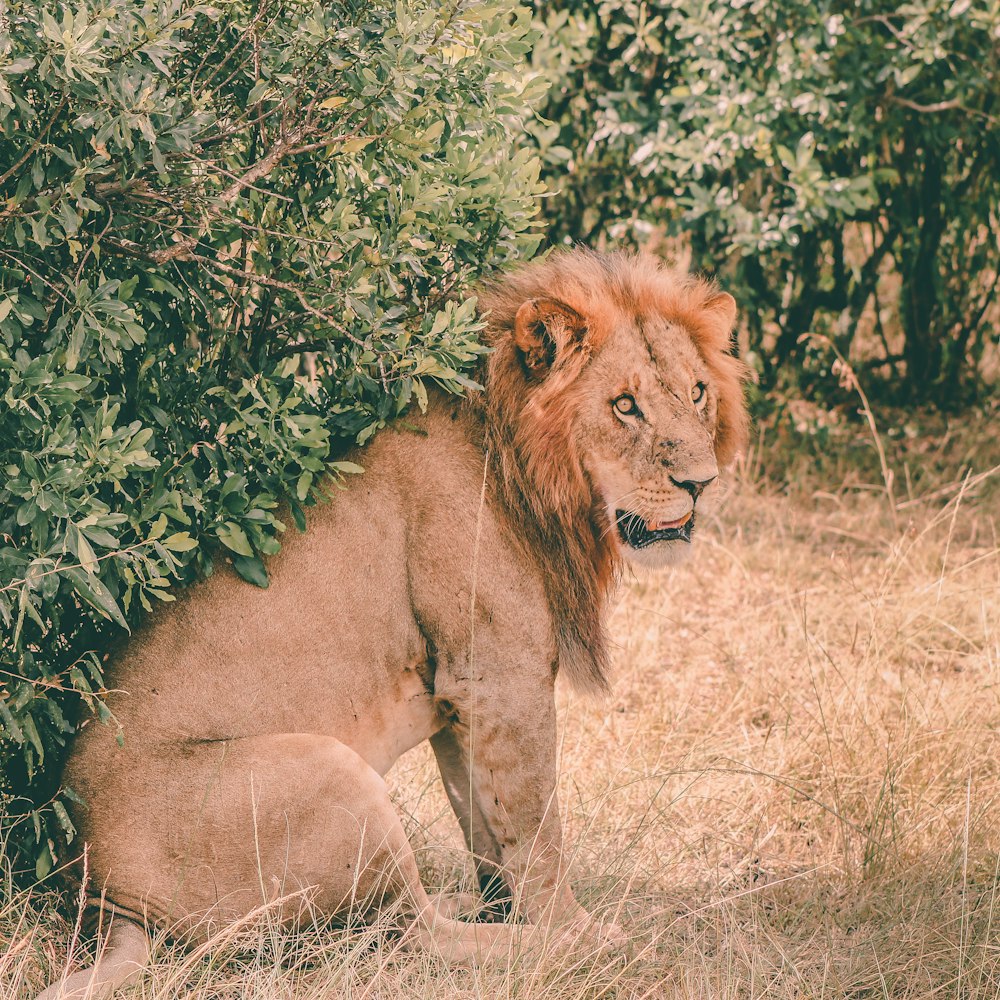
[612,394,641,419]
[692,382,707,406]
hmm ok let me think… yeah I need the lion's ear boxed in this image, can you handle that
[704,291,737,330]
[513,298,587,375]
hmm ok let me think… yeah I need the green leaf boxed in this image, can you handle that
[66,568,129,629]
[163,532,198,552]
[74,532,99,574]
[0,700,25,744]
[22,711,44,763]
[232,553,269,588]
[296,471,313,501]
[80,525,120,548]
[218,522,253,557]
[52,801,76,843]
[35,843,52,881]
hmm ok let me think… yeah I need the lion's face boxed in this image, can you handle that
[573,316,726,568]
[490,253,747,578]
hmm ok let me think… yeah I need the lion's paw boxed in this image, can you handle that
[556,914,629,956]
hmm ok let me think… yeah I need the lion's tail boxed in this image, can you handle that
[35,917,148,1000]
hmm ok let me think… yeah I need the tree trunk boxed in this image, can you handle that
[900,148,945,391]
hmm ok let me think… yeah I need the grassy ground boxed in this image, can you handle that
[6,410,1000,999]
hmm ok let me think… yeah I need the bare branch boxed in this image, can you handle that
[890,96,998,124]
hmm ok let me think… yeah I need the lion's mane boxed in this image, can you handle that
[473,249,749,691]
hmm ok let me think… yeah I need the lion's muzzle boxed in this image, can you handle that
[615,508,695,549]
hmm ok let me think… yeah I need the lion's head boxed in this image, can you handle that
[480,249,749,573]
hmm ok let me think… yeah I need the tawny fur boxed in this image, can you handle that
[38,249,749,1000]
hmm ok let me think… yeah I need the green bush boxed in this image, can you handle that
[0,0,542,875]
[529,0,1000,401]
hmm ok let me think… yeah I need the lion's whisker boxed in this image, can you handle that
[597,489,646,542]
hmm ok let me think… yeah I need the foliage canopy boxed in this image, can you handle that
[529,0,1000,401]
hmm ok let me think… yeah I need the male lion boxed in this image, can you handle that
[37,249,748,999]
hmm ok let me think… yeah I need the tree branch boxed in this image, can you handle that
[890,96,998,125]
[149,127,311,264]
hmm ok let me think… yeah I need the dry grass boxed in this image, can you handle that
[5,422,1000,999]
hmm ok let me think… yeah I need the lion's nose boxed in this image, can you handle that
[669,473,718,501]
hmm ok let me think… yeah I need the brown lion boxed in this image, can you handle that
[37,249,748,999]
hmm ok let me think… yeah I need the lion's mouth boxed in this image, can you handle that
[615,509,695,549]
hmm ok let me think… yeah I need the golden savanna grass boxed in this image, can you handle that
[5,410,1000,999]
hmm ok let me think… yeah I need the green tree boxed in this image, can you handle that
[0,0,543,875]
[529,0,1000,400]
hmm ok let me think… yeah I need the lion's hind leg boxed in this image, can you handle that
[192,735,537,966]
[46,733,539,989]
[35,917,148,1000]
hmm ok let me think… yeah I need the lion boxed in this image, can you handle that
[36,249,748,999]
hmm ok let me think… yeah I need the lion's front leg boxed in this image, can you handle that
[434,671,588,928]
[430,728,511,915]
